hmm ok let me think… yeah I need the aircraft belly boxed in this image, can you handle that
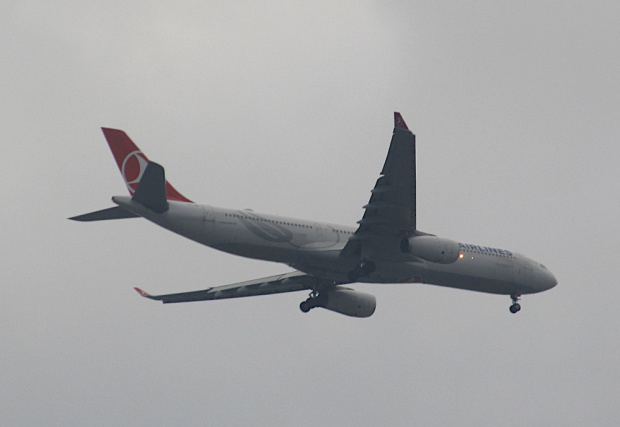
[214,243,299,263]
[122,201,221,247]
[211,239,346,266]
[289,250,356,282]
[418,259,536,295]
[357,257,536,295]
[428,271,525,294]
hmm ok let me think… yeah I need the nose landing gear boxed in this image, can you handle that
[509,294,521,314]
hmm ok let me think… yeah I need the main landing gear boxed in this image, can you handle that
[346,259,376,282]
[300,291,326,313]
[509,294,521,314]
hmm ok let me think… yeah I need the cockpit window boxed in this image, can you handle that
[540,264,547,270]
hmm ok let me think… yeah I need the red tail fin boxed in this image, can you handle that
[101,128,193,203]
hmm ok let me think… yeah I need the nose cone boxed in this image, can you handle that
[539,268,558,291]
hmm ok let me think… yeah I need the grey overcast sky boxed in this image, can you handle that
[2,1,619,425]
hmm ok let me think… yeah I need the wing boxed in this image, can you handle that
[354,112,416,241]
[135,271,333,304]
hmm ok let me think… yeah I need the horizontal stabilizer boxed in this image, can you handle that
[131,162,169,213]
[69,206,138,222]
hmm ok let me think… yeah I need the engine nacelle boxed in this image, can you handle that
[321,289,376,318]
[400,235,460,264]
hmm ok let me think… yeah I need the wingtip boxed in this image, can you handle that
[134,287,152,298]
[394,112,409,130]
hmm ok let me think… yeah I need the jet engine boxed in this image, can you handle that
[301,288,376,318]
[400,235,460,264]
[322,289,376,318]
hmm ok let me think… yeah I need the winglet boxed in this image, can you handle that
[134,287,152,298]
[394,112,409,131]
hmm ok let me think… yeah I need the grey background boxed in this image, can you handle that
[2,1,618,426]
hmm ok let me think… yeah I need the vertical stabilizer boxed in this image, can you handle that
[131,162,169,213]
[101,128,193,203]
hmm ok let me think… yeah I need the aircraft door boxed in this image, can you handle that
[203,205,215,222]
[315,224,326,239]
[314,223,338,248]
[182,203,214,223]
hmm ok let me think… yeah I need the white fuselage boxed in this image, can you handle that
[113,196,557,296]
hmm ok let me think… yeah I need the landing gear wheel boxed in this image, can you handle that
[509,294,521,314]
[299,291,325,314]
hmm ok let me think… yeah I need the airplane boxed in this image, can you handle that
[70,112,557,317]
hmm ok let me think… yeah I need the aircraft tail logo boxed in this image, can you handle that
[121,150,149,195]
[101,127,193,203]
